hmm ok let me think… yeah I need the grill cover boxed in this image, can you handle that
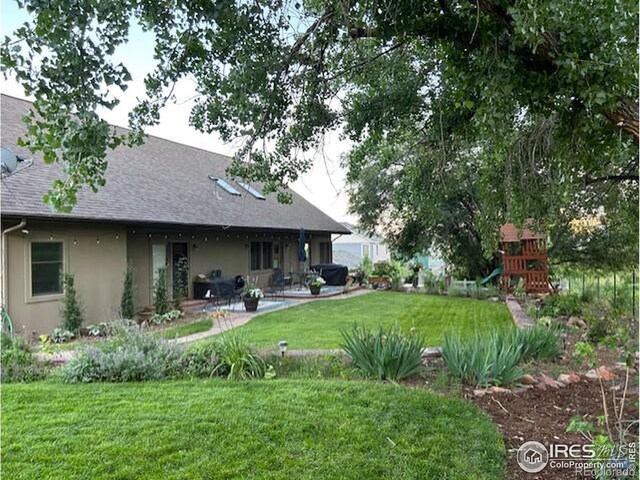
[311,263,348,286]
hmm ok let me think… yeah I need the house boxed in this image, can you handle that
[332,223,390,269]
[0,95,349,335]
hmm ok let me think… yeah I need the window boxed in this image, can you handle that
[262,241,273,269]
[250,241,273,271]
[237,181,265,200]
[319,242,332,263]
[31,242,63,296]
[361,244,369,257]
[208,176,241,196]
[250,242,261,271]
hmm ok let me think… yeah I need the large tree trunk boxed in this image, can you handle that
[604,97,639,140]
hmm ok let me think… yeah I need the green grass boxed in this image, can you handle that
[157,318,213,339]
[234,292,513,349]
[2,380,505,479]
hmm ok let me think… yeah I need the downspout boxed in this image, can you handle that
[1,218,27,308]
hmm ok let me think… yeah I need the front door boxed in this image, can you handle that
[171,242,189,300]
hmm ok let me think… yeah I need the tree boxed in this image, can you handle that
[120,266,135,319]
[2,0,637,265]
[154,267,169,316]
[61,273,83,332]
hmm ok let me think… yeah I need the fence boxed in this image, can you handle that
[557,271,638,317]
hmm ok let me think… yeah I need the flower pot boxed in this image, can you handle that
[309,284,321,295]
[243,297,259,312]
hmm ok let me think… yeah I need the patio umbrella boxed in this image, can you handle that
[298,227,307,262]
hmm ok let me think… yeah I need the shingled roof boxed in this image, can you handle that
[0,95,349,234]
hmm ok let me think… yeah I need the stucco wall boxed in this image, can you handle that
[4,223,333,336]
[127,231,332,307]
[5,221,127,336]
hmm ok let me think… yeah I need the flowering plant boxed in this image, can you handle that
[309,276,326,288]
[244,288,264,299]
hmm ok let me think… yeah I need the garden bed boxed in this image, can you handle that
[471,378,638,479]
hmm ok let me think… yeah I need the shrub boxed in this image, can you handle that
[154,267,170,316]
[61,273,84,333]
[1,333,48,383]
[62,329,181,383]
[372,260,409,289]
[447,286,467,297]
[539,293,582,317]
[442,326,562,387]
[211,333,266,380]
[181,340,221,377]
[173,257,189,310]
[51,327,75,343]
[340,325,424,381]
[120,266,136,319]
[150,309,183,325]
[583,300,617,344]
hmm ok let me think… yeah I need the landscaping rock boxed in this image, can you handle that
[538,373,560,389]
[474,389,488,397]
[488,386,512,394]
[585,369,599,380]
[567,316,588,329]
[519,374,536,385]
[597,366,616,381]
[557,373,581,385]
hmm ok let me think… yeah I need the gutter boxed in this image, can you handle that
[1,218,26,308]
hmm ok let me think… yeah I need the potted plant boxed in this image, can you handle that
[308,276,326,295]
[243,286,264,312]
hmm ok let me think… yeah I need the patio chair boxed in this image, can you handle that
[212,279,238,311]
[269,268,286,301]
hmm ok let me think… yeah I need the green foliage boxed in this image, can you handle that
[210,333,267,380]
[372,260,409,288]
[340,325,424,381]
[180,340,221,378]
[172,257,188,310]
[583,300,618,344]
[61,273,84,333]
[51,328,75,343]
[539,293,583,317]
[62,329,181,383]
[0,333,48,383]
[442,325,562,387]
[120,266,135,319]
[150,309,183,325]
[153,267,169,316]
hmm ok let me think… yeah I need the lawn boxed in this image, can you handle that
[233,291,513,349]
[157,318,213,339]
[2,380,505,479]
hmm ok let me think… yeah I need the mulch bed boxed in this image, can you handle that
[468,377,638,479]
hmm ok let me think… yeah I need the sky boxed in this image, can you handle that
[0,0,357,224]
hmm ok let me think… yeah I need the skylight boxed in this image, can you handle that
[237,181,266,200]
[208,176,241,196]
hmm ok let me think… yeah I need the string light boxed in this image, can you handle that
[115,233,119,240]
[49,233,54,240]
[96,237,101,245]
[73,239,77,245]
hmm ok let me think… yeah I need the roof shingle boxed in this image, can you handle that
[0,95,349,234]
